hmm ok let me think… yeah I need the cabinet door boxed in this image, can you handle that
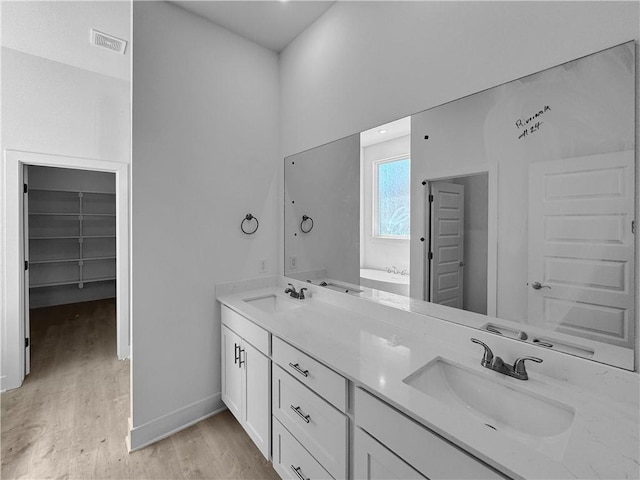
[354,428,426,480]
[272,417,334,480]
[242,341,270,459]
[221,325,242,421]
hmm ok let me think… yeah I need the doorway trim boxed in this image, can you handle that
[421,165,497,317]
[1,149,130,391]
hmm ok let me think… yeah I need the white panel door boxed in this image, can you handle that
[242,341,270,460]
[528,151,635,348]
[221,325,242,420]
[429,182,465,308]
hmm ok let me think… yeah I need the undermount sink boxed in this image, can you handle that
[403,357,575,460]
[243,294,303,314]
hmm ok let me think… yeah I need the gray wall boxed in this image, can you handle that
[279,1,639,370]
[131,2,280,447]
[285,135,360,284]
[280,2,638,158]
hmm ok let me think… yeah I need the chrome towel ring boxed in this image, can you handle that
[300,215,314,233]
[241,213,259,234]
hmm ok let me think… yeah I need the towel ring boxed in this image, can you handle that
[241,214,259,235]
[300,215,314,233]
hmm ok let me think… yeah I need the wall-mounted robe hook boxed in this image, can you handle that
[300,215,314,233]
[241,213,259,234]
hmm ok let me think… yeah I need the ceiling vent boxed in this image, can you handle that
[90,29,127,55]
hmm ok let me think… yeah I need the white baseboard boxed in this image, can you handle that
[128,393,226,451]
[0,373,22,393]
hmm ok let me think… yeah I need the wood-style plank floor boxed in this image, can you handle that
[1,299,279,480]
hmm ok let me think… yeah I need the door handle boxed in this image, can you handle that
[530,281,551,290]
[290,465,308,480]
[234,343,240,364]
[288,362,309,378]
[238,348,245,367]
[290,405,311,423]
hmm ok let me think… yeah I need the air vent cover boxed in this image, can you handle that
[90,29,127,55]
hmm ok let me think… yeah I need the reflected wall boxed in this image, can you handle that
[285,134,361,284]
[284,42,636,369]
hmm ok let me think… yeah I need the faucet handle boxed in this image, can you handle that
[299,288,308,299]
[471,338,494,367]
[513,356,543,379]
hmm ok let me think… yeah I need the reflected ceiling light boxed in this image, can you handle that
[379,129,387,134]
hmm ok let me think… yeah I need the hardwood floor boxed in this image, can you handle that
[1,299,279,480]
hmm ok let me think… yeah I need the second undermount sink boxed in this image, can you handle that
[403,357,575,460]
[243,294,303,314]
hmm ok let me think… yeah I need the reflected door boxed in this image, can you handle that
[528,151,635,348]
[429,182,465,308]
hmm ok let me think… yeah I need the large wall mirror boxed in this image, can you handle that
[285,41,636,370]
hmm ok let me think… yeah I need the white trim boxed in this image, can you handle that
[420,164,497,317]
[128,394,225,451]
[1,150,130,392]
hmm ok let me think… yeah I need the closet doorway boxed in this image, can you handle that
[24,166,118,375]
[1,150,129,392]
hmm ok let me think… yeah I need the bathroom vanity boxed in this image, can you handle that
[217,278,640,480]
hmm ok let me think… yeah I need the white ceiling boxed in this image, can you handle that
[173,1,335,52]
[361,117,411,148]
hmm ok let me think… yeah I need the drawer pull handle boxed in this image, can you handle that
[234,343,240,365]
[290,465,308,480]
[290,405,311,423]
[288,362,309,378]
[238,348,245,367]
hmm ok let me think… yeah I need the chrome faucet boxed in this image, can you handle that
[284,283,307,300]
[386,266,399,274]
[471,338,542,380]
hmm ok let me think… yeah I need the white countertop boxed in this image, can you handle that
[217,280,640,480]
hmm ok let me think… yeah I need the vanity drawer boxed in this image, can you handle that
[272,336,347,411]
[355,388,506,479]
[272,417,335,480]
[273,364,348,480]
[221,305,269,355]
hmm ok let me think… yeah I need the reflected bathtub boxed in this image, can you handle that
[360,268,410,296]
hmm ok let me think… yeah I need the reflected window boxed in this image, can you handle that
[374,157,410,237]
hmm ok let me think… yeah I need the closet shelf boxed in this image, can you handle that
[29,188,115,195]
[30,277,116,289]
[30,235,116,240]
[30,256,116,265]
[29,212,116,217]
[83,276,117,284]
[27,187,117,291]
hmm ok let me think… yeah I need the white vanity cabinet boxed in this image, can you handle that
[272,337,349,480]
[218,299,512,479]
[221,307,270,459]
[354,428,426,480]
[354,388,507,480]
[272,416,334,480]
